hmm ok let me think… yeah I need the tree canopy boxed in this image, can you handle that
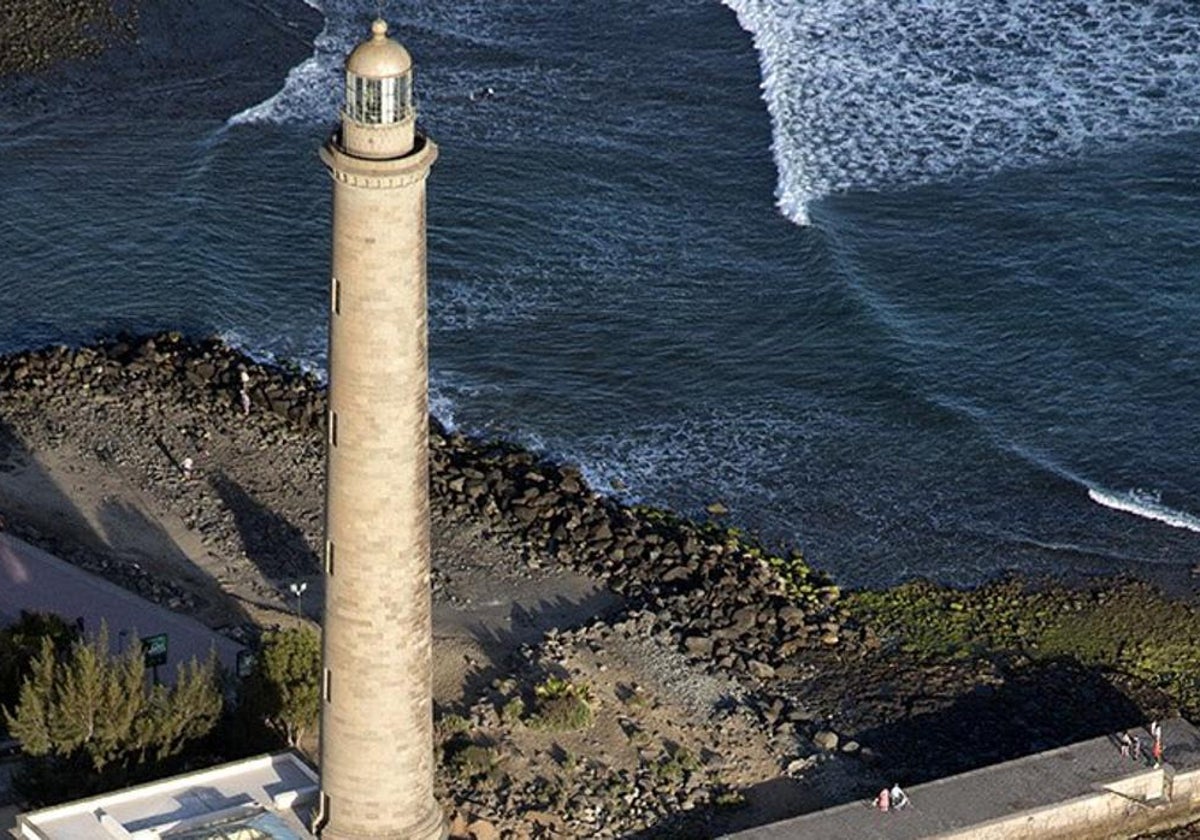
[244,626,320,748]
[4,622,222,775]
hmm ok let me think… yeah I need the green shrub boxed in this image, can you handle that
[438,713,471,735]
[528,677,593,732]
[500,698,525,725]
[444,738,505,788]
[651,746,699,783]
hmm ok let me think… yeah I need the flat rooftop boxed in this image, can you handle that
[723,717,1200,839]
[14,753,318,840]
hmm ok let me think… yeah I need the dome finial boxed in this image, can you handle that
[371,18,388,40]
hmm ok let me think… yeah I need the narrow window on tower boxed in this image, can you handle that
[324,540,335,576]
[363,78,382,123]
[330,276,340,315]
[353,75,366,121]
[323,668,332,703]
[381,77,395,124]
[400,72,412,119]
[328,410,338,447]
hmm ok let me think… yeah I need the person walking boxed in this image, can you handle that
[874,787,890,812]
[1119,731,1133,759]
[890,783,910,811]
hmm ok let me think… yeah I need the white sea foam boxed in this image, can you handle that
[721,0,1200,224]
[430,270,555,333]
[1088,486,1200,534]
[227,0,521,127]
[228,19,345,125]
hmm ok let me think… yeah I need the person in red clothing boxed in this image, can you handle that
[874,787,890,812]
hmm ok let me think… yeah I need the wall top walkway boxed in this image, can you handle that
[723,718,1200,839]
[0,533,242,677]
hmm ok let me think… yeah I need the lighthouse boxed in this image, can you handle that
[315,18,444,840]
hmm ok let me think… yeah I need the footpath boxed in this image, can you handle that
[724,718,1200,839]
[0,533,242,677]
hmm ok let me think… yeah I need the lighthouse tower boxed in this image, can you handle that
[315,18,444,840]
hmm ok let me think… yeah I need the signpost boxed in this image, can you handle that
[141,633,168,685]
[237,649,256,678]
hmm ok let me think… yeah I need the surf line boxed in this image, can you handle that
[1088,486,1200,534]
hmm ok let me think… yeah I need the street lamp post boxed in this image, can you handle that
[289,581,308,618]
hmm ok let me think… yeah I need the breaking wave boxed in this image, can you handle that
[721,0,1200,223]
[227,0,515,126]
[1088,486,1200,534]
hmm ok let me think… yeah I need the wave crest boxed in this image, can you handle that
[722,0,1200,224]
[1088,486,1200,534]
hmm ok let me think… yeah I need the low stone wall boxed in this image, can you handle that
[940,766,1200,840]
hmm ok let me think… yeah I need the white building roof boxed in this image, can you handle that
[15,753,318,840]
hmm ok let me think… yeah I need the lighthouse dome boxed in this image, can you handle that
[346,19,412,79]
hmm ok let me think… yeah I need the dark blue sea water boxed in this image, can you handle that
[3,0,1199,589]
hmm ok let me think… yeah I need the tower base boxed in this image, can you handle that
[316,796,447,840]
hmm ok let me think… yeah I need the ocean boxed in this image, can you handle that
[2,0,1199,589]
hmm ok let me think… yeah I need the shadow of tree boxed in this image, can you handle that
[0,420,108,563]
[0,419,251,632]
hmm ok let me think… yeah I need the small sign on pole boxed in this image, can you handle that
[237,649,256,678]
[141,633,168,684]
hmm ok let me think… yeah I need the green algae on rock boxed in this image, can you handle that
[847,577,1200,717]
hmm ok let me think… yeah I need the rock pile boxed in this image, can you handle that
[427,428,856,681]
[6,333,1169,836]
[0,0,139,76]
[2,332,855,687]
[0,333,323,431]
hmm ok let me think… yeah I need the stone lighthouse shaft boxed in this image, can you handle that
[315,19,445,840]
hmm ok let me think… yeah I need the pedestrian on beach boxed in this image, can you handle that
[874,787,890,812]
[1153,737,1164,766]
[1119,731,1132,759]
[890,783,910,811]
[239,370,252,415]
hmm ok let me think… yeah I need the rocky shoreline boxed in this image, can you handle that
[1,332,1197,838]
[0,0,138,77]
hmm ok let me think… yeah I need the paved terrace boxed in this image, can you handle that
[0,533,242,677]
[723,718,1200,839]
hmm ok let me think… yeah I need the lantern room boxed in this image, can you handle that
[340,19,417,160]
